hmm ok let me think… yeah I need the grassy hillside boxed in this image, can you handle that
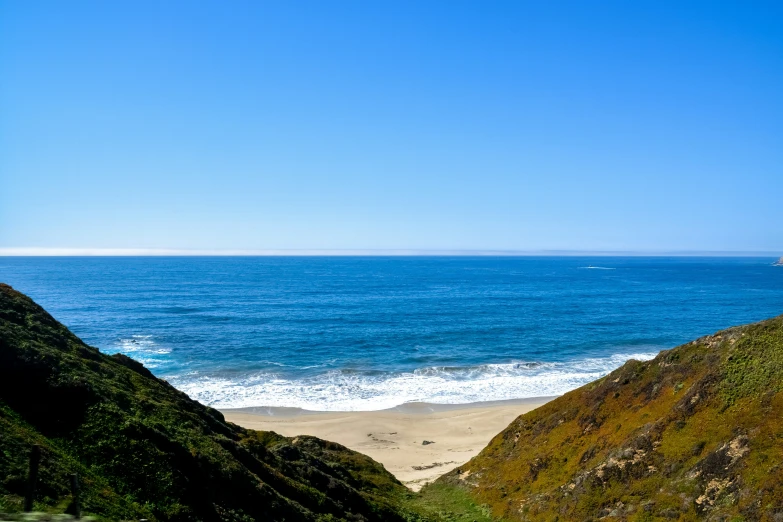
[0,283,429,521]
[435,315,783,521]
[5,281,782,521]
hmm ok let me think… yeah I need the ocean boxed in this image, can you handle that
[2,256,782,411]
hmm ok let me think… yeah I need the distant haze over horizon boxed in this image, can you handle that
[0,248,781,258]
[1,1,781,252]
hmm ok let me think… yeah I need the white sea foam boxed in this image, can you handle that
[108,335,171,368]
[169,352,658,411]
[578,266,616,270]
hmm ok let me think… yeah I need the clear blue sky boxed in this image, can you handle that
[1,1,781,253]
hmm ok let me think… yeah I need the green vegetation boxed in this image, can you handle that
[3,282,783,521]
[0,284,428,521]
[436,316,783,521]
[409,483,494,522]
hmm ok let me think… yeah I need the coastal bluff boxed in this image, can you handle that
[0,284,425,521]
[436,315,783,520]
[3,283,783,521]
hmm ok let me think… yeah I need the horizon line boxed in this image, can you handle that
[0,248,780,257]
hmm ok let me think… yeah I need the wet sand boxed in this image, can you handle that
[222,396,554,490]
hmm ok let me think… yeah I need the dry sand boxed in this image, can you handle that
[223,396,553,491]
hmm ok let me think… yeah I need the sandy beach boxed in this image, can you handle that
[223,396,553,490]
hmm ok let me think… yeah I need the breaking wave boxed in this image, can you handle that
[106,335,172,369]
[169,351,658,411]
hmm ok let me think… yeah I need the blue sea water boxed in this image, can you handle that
[2,256,782,410]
